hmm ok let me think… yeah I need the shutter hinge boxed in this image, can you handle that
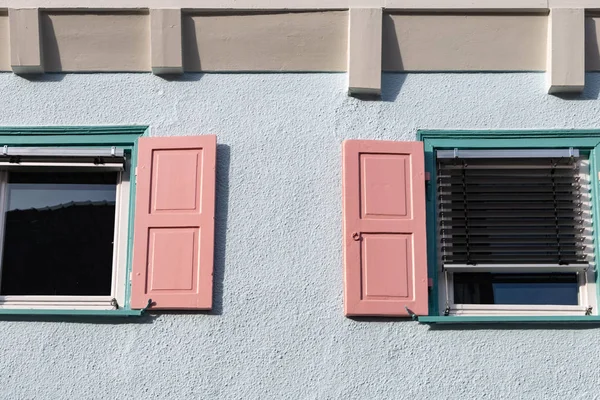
[135,166,138,183]
[425,172,431,200]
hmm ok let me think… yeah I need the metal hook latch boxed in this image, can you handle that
[142,298,153,313]
[404,306,418,321]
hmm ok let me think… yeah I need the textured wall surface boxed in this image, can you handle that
[1,73,600,399]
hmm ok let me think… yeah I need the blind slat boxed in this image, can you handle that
[437,155,591,266]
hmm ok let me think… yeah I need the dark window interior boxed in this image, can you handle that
[453,272,579,306]
[0,171,117,296]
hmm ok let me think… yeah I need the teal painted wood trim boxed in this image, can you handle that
[0,126,148,136]
[420,129,600,317]
[0,309,143,317]
[424,142,439,316]
[418,129,600,140]
[419,138,600,149]
[419,316,600,324]
[0,126,148,146]
[124,144,139,309]
[592,145,600,310]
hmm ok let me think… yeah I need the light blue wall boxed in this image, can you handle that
[1,72,599,399]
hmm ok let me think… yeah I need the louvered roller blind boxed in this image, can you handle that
[0,147,125,170]
[437,152,592,267]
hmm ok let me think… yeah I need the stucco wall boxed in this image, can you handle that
[0,72,599,399]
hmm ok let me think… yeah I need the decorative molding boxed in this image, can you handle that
[546,8,585,93]
[9,8,43,74]
[0,0,558,10]
[182,12,347,72]
[348,8,382,95]
[0,13,8,70]
[42,11,149,72]
[382,14,547,71]
[0,6,598,96]
[150,9,182,75]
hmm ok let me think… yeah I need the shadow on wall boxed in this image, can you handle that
[182,15,200,72]
[380,74,407,103]
[554,77,600,100]
[210,143,231,316]
[41,14,62,75]
[586,18,600,81]
[379,14,406,102]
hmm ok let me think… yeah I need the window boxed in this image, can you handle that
[0,130,218,316]
[436,148,596,316]
[342,133,600,320]
[0,147,130,310]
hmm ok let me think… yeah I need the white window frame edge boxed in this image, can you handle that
[436,153,598,317]
[0,160,130,310]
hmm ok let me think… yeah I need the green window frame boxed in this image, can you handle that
[418,130,600,323]
[0,126,147,317]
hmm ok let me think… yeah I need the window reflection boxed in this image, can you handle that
[454,273,578,305]
[0,172,118,296]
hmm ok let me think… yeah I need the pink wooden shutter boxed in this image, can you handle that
[131,135,216,310]
[343,140,428,317]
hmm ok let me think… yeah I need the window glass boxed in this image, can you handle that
[453,272,579,305]
[0,172,117,296]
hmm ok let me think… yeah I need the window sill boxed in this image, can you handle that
[0,309,144,317]
[418,316,600,324]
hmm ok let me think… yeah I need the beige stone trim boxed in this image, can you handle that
[42,12,149,72]
[0,13,8,71]
[0,0,556,10]
[150,9,182,74]
[549,0,600,7]
[348,8,382,95]
[386,0,548,10]
[183,12,347,72]
[0,9,598,82]
[382,14,548,71]
[547,8,584,93]
[9,8,43,74]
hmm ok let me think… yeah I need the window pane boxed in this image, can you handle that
[0,172,118,296]
[453,273,579,305]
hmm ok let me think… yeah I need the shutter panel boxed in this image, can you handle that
[343,140,428,317]
[131,135,216,310]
